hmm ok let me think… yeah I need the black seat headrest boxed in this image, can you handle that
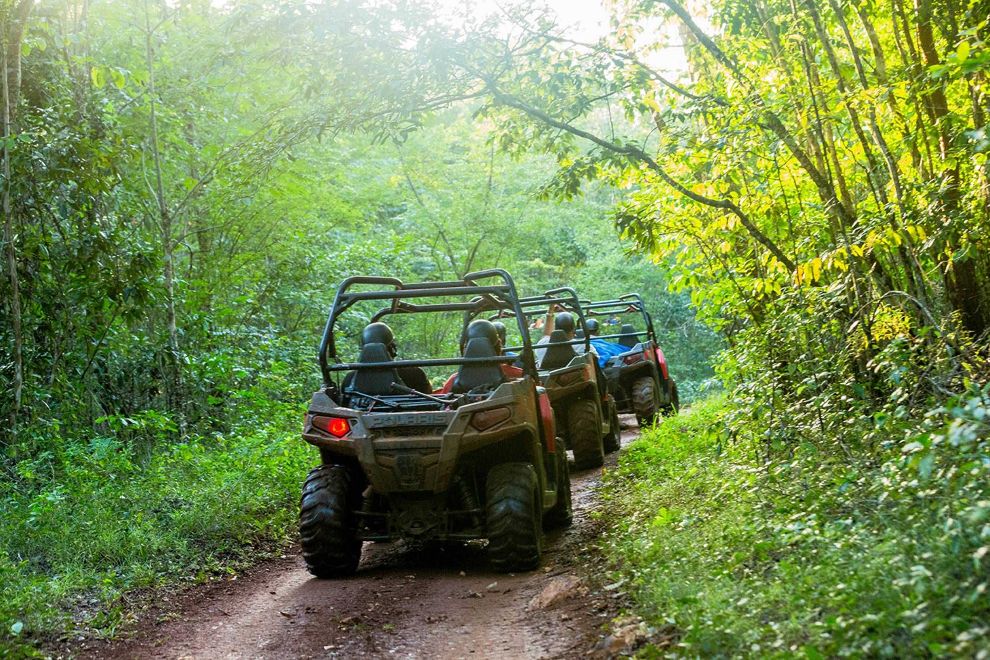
[540,331,578,371]
[452,337,503,393]
[618,324,640,349]
[350,342,399,395]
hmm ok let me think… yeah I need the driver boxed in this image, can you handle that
[344,322,432,393]
[585,317,625,367]
[435,319,523,394]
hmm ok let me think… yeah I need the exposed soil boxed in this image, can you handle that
[68,421,641,660]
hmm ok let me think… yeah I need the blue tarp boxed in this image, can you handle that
[590,338,629,367]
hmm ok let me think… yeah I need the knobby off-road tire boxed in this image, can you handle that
[299,465,362,578]
[568,398,605,470]
[486,463,542,572]
[632,376,660,427]
[545,447,573,529]
[603,399,621,454]
[662,380,680,416]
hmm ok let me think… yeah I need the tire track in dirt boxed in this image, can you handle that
[73,419,640,660]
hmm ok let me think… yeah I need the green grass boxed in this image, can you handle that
[0,404,313,657]
[601,396,990,657]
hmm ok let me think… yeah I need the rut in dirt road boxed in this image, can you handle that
[76,422,641,660]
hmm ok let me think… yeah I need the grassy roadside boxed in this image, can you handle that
[0,403,313,657]
[600,396,990,657]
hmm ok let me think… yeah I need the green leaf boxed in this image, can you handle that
[90,66,107,88]
[110,68,126,89]
[956,41,970,63]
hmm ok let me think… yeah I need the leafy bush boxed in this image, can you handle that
[0,402,312,654]
[602,393,990,656]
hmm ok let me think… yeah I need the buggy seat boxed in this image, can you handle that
[348,342,399,395]
[452,337,503,393]
[617,324,640,349]
[540,329,577,370]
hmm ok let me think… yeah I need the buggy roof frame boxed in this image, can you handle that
[318,269,538,384]
[578,293,658,345]
[481,286,593,353]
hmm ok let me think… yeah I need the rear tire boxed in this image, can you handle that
[602,402,622,454]
[545,446,573,528]
[486,463,542,572]
[662,380,680,416]
[632,376,659,427]
[568,398,605,469]
[299,465,362,578]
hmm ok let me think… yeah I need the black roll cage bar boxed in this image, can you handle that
[578,293,659,345]
[318,269,539,385]
[477,286,592,356]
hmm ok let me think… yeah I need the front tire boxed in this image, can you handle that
[632,376,660,427]
[603,398,621,454]
[299,465,362,578]
[486,463,542,572]
[568,398,605,469]
[545,446,573,528]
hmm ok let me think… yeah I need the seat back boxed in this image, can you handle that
[452,337,504,393]
[540,329,577,370]
[350,342,399,395]
[617,324,640,348]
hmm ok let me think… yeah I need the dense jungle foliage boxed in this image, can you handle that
[1,0,989,654]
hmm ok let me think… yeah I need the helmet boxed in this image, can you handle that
[361,322,397,356]
[464,319,500,346]
[555,311,575,334]
[585,318,600,335]
[492,321,508,346]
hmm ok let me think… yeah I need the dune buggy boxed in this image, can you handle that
[581,293,678,426]
[487,287,620,469]
[299,270,571,577]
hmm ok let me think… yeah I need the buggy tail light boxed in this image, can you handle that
[470,407,511,431]
[312,415,352,438]
[623,352,644,365]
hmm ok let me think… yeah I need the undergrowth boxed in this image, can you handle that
[601,392,990,657]
[0,401,312,657]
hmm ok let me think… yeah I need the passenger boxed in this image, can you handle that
[534,307,585,365]
[435,319,522,394]
[343,322,432,393]
[492,321,515,356]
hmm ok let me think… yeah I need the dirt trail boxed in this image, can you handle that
[75,422,639,660]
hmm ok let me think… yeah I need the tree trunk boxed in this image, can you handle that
[915,0,987,336]
[144,0,184,431]
[2,0,34,448]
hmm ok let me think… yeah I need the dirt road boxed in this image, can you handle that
[76,423,639,660]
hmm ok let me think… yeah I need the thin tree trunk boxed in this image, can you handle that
[144,0,183,430]
[2,30,23,447]
[2,1,32,448]
[915,0,987,336]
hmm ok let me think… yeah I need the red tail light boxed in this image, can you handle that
[312,415,352,438]
[470,407,511,431]
[623,349,651,366]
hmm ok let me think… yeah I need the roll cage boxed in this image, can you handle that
[478,286,593,359]
[318,269,539,386]
[579,293,658,346]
